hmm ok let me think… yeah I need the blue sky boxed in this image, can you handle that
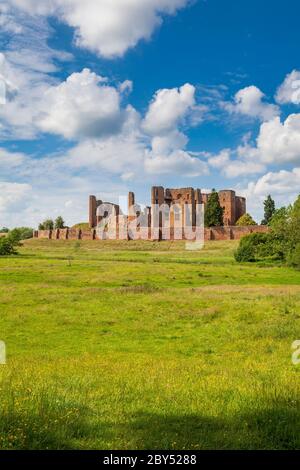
[0,0,300,227]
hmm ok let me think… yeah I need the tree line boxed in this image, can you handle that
[0,216,65,256]
[38,216,65,231]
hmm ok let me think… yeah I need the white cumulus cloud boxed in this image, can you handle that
[145,149,208,177]
[0,12,72,139]
[238,168,300,221]
[0,181,32,212]
[7,0,191,58]
[213,112,300,175]
[248,168,300,195]
[276,70,300,105]
[207,145,265,178]
[257,114,300,164]
[224,85,280,121]
[38,68,126,139]
[142,83,196,135]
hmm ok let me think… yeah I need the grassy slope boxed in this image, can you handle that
[0,239,299,450]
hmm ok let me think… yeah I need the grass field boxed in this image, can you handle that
[0,239,299,450]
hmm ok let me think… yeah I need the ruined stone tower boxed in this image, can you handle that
[89,186,246,230]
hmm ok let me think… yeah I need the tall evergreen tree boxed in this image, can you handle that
[204,189,224,227]
[261,195,275,225]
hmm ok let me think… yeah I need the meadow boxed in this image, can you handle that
[0,239,299,450]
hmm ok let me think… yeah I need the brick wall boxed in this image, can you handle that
[34,225,269,241]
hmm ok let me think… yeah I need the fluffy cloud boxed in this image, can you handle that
[224,85,280,121]
[208,149,230,169]
[66,113,208,179]
[238,168,300,221]
[1,3,207,183]
[142,84,196,135]
[0,181,32,212]
[0,12,72,139]
[213,112,300,174]
[0,61,131,140]
[222,160,265,178]
[151,130,188,155]
[63,81,208,178]
[67,134,146,177]
[257,114,300,164]
[0,148,25,168]
[248,167,300,195]
[276,70,300,105]
[7,0,190,58]
[145,150,208,177]
[38,69,126,139]
[141,85,209,177]
[207,146,265,178]
[1,52,209,179]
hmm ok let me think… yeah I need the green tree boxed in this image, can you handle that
[0,238,18,256]
[261,195,275,225]
[0,227,9,233]
[234,233,269,263]
[39,219,54,231]
[8,227,33,241]
[54,216,65,229]
[0,229,24,256]
[204,189,224,227]
[287,243,300,269]
[236,213,257,226]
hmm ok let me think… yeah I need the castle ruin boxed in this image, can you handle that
[89,187,246,235]
[34,186,268,242]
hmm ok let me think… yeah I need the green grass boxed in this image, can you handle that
[0,239,299,450]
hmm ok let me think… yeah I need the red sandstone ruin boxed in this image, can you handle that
[89,187,246,228]
[34,186,268,241]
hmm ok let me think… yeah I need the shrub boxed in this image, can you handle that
[287,243,300,269]
[235,194,300,267]
[0,229,26,256]
[234,240,256,262]
[236,213,257,226]
[0,227,9,233]
[234,233,269,262]
[8,227,33,241]
[0,238,18,256]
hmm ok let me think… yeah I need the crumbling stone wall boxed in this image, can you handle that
[81,229,95,240]
[35,186,250,242]
[34,225,268,241]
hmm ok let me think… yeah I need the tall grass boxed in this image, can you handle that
[0,240,299,449]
